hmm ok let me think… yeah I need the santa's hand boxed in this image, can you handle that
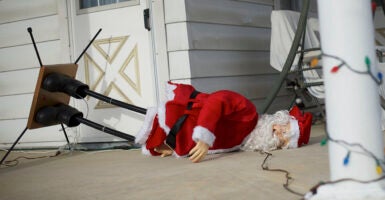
[154,144,173,157]
[188,140,209,163]
[160,150,173,157]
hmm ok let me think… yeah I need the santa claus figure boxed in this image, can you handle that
[135,81,259,162]
[242,106,313,152]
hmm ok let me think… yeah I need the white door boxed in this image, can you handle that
[69,0,157,143]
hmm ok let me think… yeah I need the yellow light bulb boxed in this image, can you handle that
[310,58,319,68]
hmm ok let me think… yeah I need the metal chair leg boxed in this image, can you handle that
[61,123,71,150]
[0,126,28,165]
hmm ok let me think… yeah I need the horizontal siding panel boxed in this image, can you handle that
[169,50,275,79]
[164,0,186,23]
[0,40,67,72]
[0,0,57,24]
[188,23,271,50]
[0,95,78,126]
[166,23,189,51]
[188,50,274,77]
[188,75,292,99]
[0,68,39,96]
[0,94,33,120]
[168,51,191,79]
[0,119,73,148]
[237,0,274,6]
[173,76,293,114]
[185,0,272,27]
[252,95,294,114]
[0,15,60,48]
[167,22,271,51]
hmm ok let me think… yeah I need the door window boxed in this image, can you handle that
[77,0,139,14]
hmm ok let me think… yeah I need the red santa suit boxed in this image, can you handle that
[135,82,259,157]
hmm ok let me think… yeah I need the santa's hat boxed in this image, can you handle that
[289,106,312,147]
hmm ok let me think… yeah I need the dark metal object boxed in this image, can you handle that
[143,8,151,31]
[75,116,135,142]
[74,28,102,64]
[0,127,28,165]
[83,88,147,114]
[27,27,43,67]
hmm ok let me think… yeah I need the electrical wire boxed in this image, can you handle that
[0,150,63,168]
[72,93,91,148]
[76,93,90,119]
[57,94,90,150]
[260,49,384,196]
[261,135,385,199]
[260,152,305,198]
[0,148,59,154]
[321,127,385,173]
[313,52,385,170]
[305,121,385,197]
[306,174,385,198]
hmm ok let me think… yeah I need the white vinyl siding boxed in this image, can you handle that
[0,0,72,148]
[164,0,291,113]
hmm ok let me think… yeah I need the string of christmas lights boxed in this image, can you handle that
[261,52,385,198]
[310,53,383,85]
[306,126,385,198]
[308,53,385,196]
[320,128,385,175]
[313,53,385,174]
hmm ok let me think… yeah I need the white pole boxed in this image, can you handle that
[310,0,385,199]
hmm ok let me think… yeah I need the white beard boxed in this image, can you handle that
[241,118,300,152]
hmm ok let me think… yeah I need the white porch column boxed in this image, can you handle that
[310,0,385,199]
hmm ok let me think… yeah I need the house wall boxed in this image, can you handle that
[0,0,73,148]
[0,0,308,149]
[163,0,293,113]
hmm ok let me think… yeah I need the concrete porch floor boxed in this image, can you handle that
[0,124,336,200]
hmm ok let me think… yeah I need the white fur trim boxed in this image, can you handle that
[172,151,183,158]
[287,118,299,149]
[157,101,170,135]
[135,107,158,144]
[207,145,242,154]
[157,82,175,134]
[141,145,152,156]
[192,126,216,147]
[166,82,177,100]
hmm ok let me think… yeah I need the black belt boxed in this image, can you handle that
[165,90,200,150]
